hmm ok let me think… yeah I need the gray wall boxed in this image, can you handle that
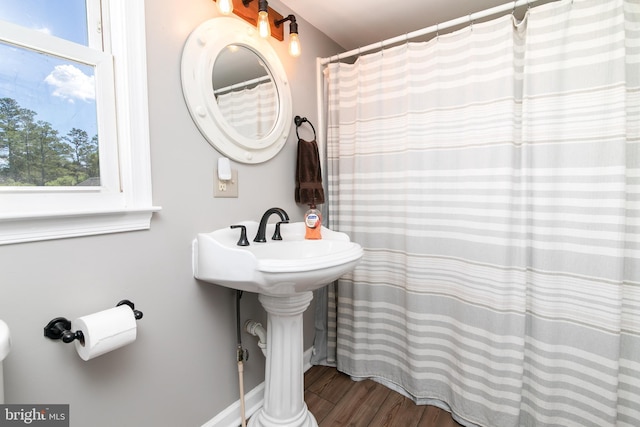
[0,0,341,425]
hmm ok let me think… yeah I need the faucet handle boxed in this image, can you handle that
[230,225,250,246]
[272,221,289,241]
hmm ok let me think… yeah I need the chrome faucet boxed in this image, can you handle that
[254,207,290,242]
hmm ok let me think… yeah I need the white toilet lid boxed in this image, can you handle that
[0,320,10,361]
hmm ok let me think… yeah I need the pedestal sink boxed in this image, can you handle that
[193,221,362,427]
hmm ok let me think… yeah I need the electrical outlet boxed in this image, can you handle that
[214,169,238,198]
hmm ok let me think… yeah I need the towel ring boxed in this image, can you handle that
[294,115,316,141]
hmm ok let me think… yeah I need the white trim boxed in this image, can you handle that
[0,208,160,245]
[315,57,327,221]
[303,346,313,373]
[202,348,315,427]
[85,0,103,49]
[0,18,106,62]
[0,0,160,244]
[107,0,155,207]
[202,382,264,427]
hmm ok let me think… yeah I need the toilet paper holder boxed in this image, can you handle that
[44,300,143,344]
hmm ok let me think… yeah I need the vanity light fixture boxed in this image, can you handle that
[242,0,270,38]
[256,0,271,38]
[275,15,301,57]
[217,0,233,15]
[212,0,294,52]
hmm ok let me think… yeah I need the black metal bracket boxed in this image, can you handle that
[44,300,143,344]
[43,317,85,344]
[294,115,316,141]
[275,14,296,29]
[294,115,306,127]
[116,299,144,320]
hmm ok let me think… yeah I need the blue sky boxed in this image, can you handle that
[0,0,98,138]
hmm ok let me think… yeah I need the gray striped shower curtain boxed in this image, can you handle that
[216,81,277,138]
[320,1,640,426]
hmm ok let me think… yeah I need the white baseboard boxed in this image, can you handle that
[303,346,314,373]
[202,347,315,427]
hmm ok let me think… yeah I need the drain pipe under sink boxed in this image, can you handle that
[237,358,246,427]
[235,291,248,427]
[244,320,267,357]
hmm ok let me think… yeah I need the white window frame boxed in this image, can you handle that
[0,0,160,245]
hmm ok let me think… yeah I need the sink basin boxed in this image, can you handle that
[193,221,362,295]
[194,220,362,426]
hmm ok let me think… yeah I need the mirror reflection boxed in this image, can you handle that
[181,17,292,163]
[212,45,278,139]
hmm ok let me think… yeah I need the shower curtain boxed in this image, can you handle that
[321,1,640,426]
[215,81,277,138]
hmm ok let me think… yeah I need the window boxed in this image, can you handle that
[0,0,159,244]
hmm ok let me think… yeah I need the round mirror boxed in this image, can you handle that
[181,17,292,164]
[212,45,277,140]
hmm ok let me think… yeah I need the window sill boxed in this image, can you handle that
[0,207,162,245]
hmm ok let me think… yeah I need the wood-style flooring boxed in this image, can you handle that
[304,365,464,427]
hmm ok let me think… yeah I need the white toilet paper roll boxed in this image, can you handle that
[71,305,137,361]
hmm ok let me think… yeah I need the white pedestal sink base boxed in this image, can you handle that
[248,292,318,427]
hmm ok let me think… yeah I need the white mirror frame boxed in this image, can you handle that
[181,17,292,164]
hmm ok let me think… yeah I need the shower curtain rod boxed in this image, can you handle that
[314,0,553,200]
[319,0,549,65]
[213,75,271,95]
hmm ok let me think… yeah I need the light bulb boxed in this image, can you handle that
[218,0,233,15]
[257,10,271,38]
[289,33,301,57]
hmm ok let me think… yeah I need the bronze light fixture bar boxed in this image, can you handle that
[213,0,284,41]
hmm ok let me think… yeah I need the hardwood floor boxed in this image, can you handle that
[304,365,463,427]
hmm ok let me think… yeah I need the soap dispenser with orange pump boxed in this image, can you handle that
[304,202,322,240]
